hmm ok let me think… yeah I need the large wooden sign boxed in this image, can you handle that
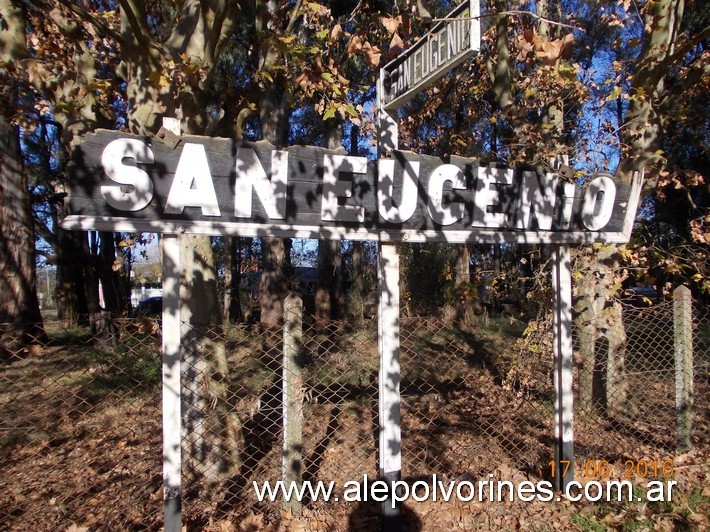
[63,129,640,244]
[380,0,480,111]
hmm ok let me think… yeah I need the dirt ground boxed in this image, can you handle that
[1,319,708,530]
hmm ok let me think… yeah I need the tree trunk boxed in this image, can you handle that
[0,0,45,356]
[317,240,344,321]
[316,120,345,322]
[605,300,628,417]
[573,257,606,412]
[55,237,78,324]
[350,241,365,320]
[0,110,45,355]
[455,244,472,322]
[117,0,244,477]
[224,237,244,324]
[260,237,288,325]
[258,84,291,325]
[582,0,686,418]
[97,232,128,315]
[54,229,91,325]
[180,234,241,478]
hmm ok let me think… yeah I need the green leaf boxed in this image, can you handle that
[323,107,337,120]
[605,86,622,102]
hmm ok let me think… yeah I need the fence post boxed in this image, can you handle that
[673,285,693,452]
[283,292,304,516]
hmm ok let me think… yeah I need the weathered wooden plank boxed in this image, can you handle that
[65,129,639,243]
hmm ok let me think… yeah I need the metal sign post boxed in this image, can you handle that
[551,245,575,491]
[161,233,182,531]
[378,242,402,527]
[377,66,404,522]
[159,118,183,532]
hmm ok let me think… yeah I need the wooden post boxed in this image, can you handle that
[283,292,304,515]
[161,233,182,531]
[552,245,574,491]
[378,242,401,529]
[674,285,693,452]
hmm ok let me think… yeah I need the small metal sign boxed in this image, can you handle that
[380,0,480,111]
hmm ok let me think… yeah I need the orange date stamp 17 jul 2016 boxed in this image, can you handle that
[550,459,675,480]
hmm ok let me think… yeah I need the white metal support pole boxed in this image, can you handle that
[377,74,402,529]
[159,118,183,531]
[378,242,401,527]
[162,233,182,530]
[551,245,574,491]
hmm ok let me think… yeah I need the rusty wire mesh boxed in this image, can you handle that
[399,316,554,481]
[0,290,708,528]
[178,318,379,524]
[572,295,710,459]
[0,318,163,529]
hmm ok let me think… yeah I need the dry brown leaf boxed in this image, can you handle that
[215,520,236,532]
[328,23,344,42]
[286,519,308,532]
[688,513,707,525]
[363,43,382,69]
[388,32,404,59]
[238,511,265,532]
[346,34,365,54]
[380,16,399,35]
[25,344,42,357]
[534,33,575,65]
[517,29,536,61]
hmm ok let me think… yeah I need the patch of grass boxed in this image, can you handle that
[0,429,46,449]
[45,324,94,345]
[686,486,706,513]
[572,512,607,532]
[621,519,656,531]
[77,343,161,396]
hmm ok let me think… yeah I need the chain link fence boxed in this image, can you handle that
[573,289,710,461]
[0,318,163,529]
[1,289,708,528]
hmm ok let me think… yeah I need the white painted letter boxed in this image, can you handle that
[559,182,576,229]
[516,171,558,230]
[234,148,288,220]
[378,159,419,223]
[581,175,616,230]
[427,164,466,226]
[164,143,220,216]
[473,167,514,228]
[100,139,154,211]
[321,155,366,223]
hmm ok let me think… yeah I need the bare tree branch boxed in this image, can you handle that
[432,10,584,32]
[46,0,125,46]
